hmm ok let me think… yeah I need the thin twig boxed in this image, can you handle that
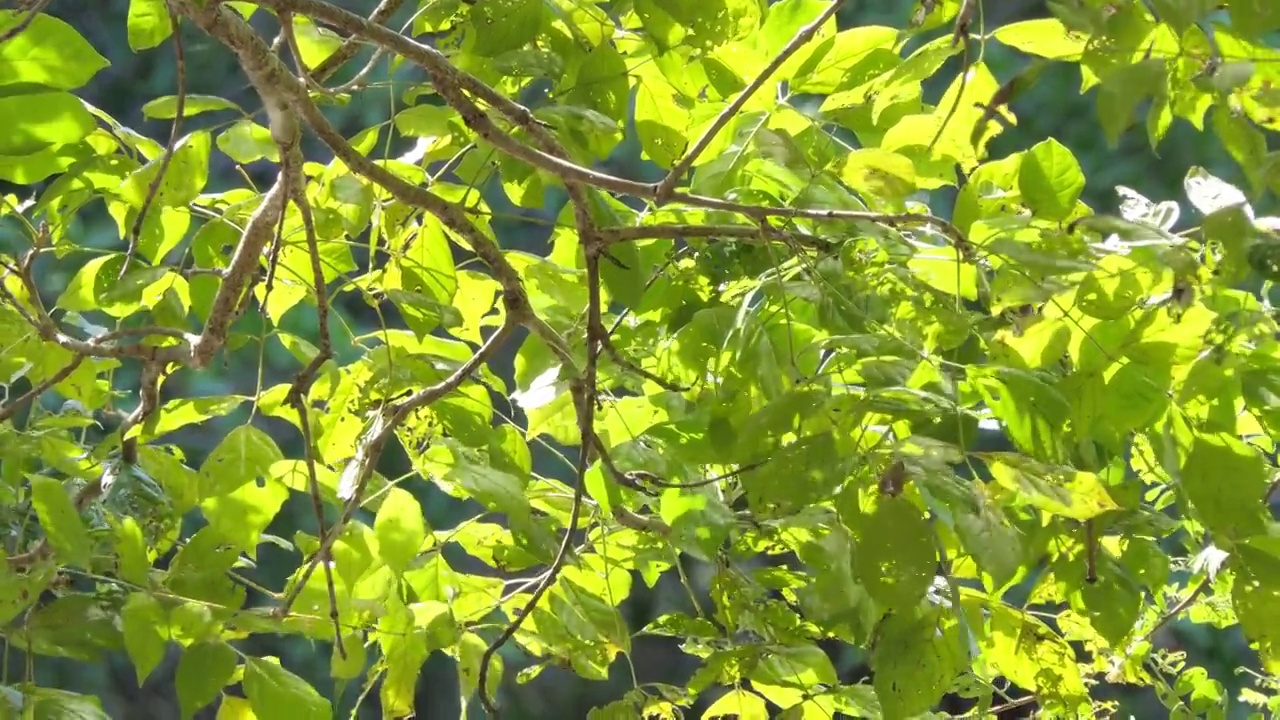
[926,0,975,153]
[0,0,50,45]
[0,356,85,424]
[309,0,406,83]
[1143,576,1210,644]
[599,223,833,252]
[250,0,976,258]
[121,12,186,280]
[598,334,689,392]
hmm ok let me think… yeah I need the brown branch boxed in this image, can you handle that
[984,695,1037,716]
[121,12,186,280]
[171,0,303,369]
[1143,576,1210,644]
[246,0,975,257]
[276,150,344,654]
[0,356,85,424]
[477,232,606,717]
[0,0,49,45]
[254,0,654,197]
[653,0,848,202]
[0,250,191,364]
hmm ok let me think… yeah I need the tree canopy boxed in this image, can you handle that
[1,0,1280,718]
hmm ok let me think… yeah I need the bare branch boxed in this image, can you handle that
[244,0,976,257]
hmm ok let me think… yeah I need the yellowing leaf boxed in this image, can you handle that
[993,18,1089,61]
[908,252,979,301]
[841,148,917,199]
[985,454,1119,521]
[704,688,769,720]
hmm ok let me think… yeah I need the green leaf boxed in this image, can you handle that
[1180,431,1269,539]
[20,688,110,719]
[136,396,248,441]
[200,477,290,557]
[872,608,965,718]
[142,94,243,119]
[848,496,936,613]
[121,593,168,684]
[198,425,284,499]
[841,148,917,200]
[908,251,978,301]
[113,517,152,586]
[217,696,256,720]
[749,644,839,688]
[28,475,93,569]
[0,92,96,155]
[374,486,428,574]
[176,642,238,719]
[992,18,1088,61]
[216,120,279,164]
[469,0,542,57]
[288,16,343,69]
[565,42,629,120]
[1229,0,1280,38]
[455,632,503,702]
[331,633,367,680]
[0,12,109,89]
[788,25,898,94]
[1018,138,1085,221]
[398,217,458,304]
[244,657,332,720]
[378,597,430,715]
[979,602,1088,707]
[127,0,172,51]
[634,0,762,52]
[1097,60,1166,147]
[121,131,212,208]
[954,486,1023,591]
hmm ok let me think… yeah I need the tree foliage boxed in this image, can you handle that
[0,0,1279,718]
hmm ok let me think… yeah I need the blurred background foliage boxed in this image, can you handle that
[2,0,1276,717]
